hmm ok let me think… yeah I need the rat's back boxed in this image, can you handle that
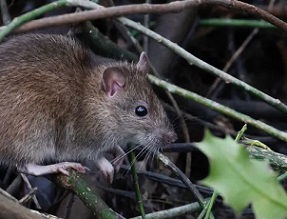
[0,34,93,165]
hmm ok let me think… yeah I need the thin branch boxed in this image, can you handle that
[18,187,38,204]
[199,19,275,28]
[128,150,146,219]
[20,173,41,209]
[155,151,206,207]
[130,200,205,219]
[1,0,287,36]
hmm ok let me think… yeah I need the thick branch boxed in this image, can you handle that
[0,193,43,219]
[56,171,118,219]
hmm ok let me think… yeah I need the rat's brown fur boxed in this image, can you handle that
[0,34,175,167]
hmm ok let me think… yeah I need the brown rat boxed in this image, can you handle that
[0,34,176,181]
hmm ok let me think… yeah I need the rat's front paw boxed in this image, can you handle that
[96,157,114,183]
[55,162,89,176]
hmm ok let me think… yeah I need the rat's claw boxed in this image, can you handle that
[58,167,70,176]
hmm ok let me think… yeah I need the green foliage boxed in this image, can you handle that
[196,130,287,219]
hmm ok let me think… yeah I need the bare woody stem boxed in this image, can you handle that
[0,0,287,38]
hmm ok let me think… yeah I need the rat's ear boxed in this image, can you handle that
[102,67,126,97]
[136,52,149,73]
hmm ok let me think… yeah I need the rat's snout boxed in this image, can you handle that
[160,130,177,146]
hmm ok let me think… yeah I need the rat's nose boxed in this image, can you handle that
[162,131,177,145]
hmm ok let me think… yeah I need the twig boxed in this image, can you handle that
[155,151,205,207]
[1,0,287,34]
[203,192,217,219]
[20,173,41,209]
[197,204,209,219]
[235,124,248,142]
[130,200,206,219]
[19,187,38,204]
[199,19,275,28]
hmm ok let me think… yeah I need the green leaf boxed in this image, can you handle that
[196,130,287,219]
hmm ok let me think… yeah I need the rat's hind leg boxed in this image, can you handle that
[18,162,89,176]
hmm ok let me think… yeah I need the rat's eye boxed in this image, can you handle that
[135,105,148,117]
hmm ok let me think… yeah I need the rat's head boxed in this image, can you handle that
[100,52,177,150]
